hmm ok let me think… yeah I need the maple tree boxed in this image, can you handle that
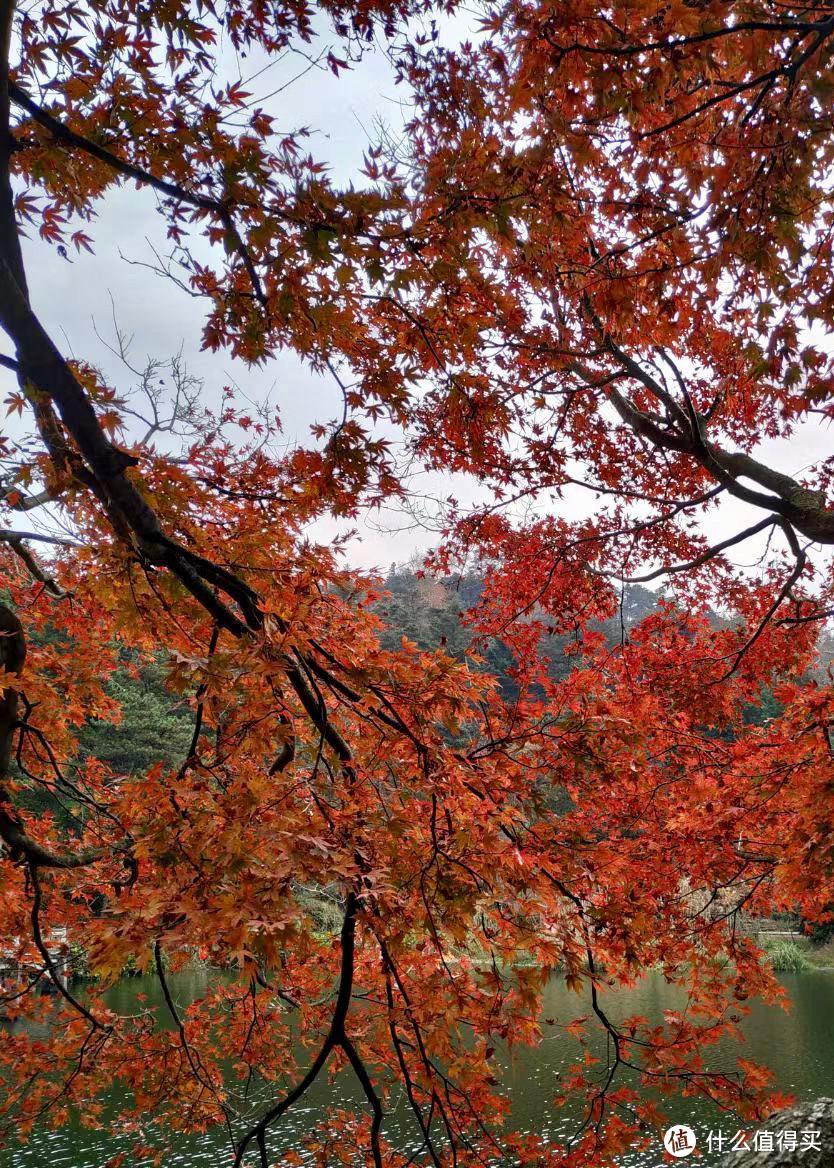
[1,0,833,1165]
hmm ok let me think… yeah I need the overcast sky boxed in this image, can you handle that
[6,37,406,565]
[5,25,832,579]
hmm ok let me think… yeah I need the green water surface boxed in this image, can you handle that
[3,968,833,1166]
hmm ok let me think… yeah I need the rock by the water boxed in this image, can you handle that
[746,1100,834,1166]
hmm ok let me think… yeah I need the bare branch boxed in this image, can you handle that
[626,516,778,583]
[9,82,268,309]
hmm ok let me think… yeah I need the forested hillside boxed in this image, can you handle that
[78,571,831,777]
[377,569,660,680]
[75,570,659,776]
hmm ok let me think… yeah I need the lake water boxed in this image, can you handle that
[3,968,833,1167]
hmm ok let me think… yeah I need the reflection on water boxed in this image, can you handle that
[3,969,833,1166]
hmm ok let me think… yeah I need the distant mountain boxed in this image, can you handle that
[57,569,832,780]
[373,569,660,695]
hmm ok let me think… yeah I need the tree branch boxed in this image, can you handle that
[625,516,778,582]
[8,82,267,308]
[232,891,361,1167]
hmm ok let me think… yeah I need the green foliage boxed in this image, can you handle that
[742,687,784,727]
[375,569,473,659]
[68,940,93,981]
[808,918,834,947]
[764,940,812,973]
[79,660,195,777]
[295,886,344,937]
